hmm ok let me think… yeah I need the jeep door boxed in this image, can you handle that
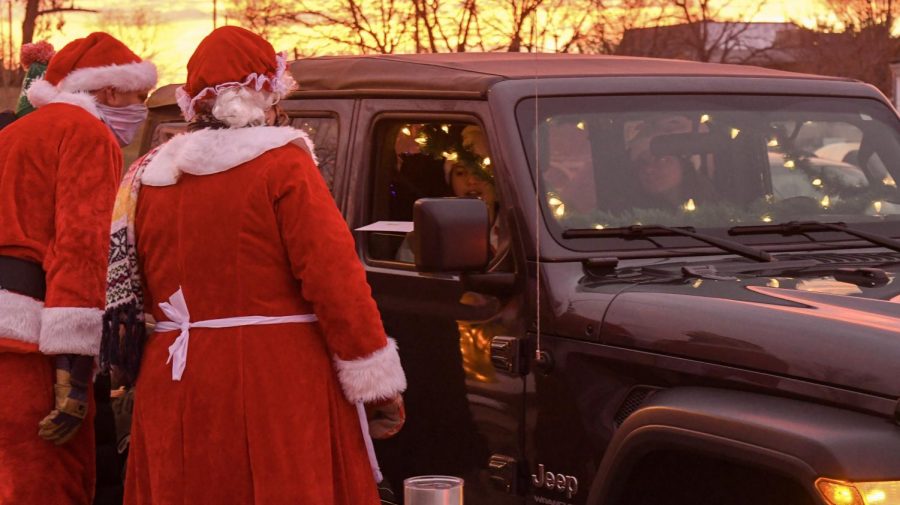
[350,98,527,505]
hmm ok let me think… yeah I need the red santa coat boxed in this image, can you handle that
[0,99,121,503]
[126,126,405,505]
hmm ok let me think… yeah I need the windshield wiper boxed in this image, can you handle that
[728,221,900,254]
[563,224,775,262]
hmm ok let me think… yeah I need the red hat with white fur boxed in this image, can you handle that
[176,26,296,122]
[27,32,157,117]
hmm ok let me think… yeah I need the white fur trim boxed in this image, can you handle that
[334,338,407,403]
[0,290,43,345]
[141,126,317,186]
[58,60,157,94]
[39,307,103,355]
[26,78,101,118]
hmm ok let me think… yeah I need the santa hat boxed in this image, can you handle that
[176,26,296,126]
[26,32,157,118]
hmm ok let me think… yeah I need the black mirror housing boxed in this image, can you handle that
[413,197,490,273]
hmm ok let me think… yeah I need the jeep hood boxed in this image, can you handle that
[596,263,900,398]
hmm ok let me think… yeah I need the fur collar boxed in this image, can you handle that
[26,78,101,118]
[141,126,316,187]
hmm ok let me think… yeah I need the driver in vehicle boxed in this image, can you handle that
[627,115,718,210]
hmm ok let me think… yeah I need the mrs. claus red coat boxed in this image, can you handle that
[125,126,406,504]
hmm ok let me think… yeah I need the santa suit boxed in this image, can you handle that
[125,126,405,504]
[0,100,121,503]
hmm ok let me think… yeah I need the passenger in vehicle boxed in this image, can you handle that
[543,117,598,216]
[396,124,508,265]
[102,26,406,505]
[627,115,718,210]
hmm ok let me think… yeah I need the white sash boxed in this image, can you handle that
[155,287,318,381]
[153,287,383,482]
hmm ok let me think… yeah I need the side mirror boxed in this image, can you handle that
[413,197,490,273]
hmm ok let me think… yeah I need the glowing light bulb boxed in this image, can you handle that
[874,201,883,214]
[700,114,710,123]
[554,204,566,217]
[692,279,703,288]
[820,195,830,208]
[414,136,427,145]
[683,198,696,212]
[812,178,823,186]
[401,127,412,136]
[594,224,605,230]
[576,121,585,130]
[883,175,897,187]
[784,160,795,169]
[441,124,450,133]
[865,489,887,503]
[483,157,491,166]
[730,128,740,139]
[767,279,780,288]
[761,215,773,223]
[768,138,779,147]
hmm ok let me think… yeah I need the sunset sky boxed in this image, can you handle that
[2,0,827,85]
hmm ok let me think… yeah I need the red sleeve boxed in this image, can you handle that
[269,145,405,403]
[40,122,121,355]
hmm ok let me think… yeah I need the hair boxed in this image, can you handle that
[187,88,289,132]
[210,87,277,128]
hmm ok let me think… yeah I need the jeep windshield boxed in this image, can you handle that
[516,94,900,253]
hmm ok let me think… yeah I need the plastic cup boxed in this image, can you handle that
[403,475,464,505]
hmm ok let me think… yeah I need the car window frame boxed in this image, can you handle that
[352,108,496,272]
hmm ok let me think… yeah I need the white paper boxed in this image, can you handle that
[355,221,414,233]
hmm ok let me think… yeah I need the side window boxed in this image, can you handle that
[292,117,339,192]
[366,119,499,265]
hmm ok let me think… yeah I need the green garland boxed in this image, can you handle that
[416,124,493,181]
[558,191,900,229]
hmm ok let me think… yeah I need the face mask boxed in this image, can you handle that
[96,103,148,146]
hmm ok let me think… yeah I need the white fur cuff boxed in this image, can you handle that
[334,338,407,404]
[0,290,43,345]
[39,307,104,355]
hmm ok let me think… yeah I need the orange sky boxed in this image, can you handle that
[2,0,826,86]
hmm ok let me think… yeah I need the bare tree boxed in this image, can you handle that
[409,0,483,52]
[229,0,303,40]
[789,0,900,97]
[821,0,898,31]
[22,0,96,45]
[615,0,776,64]
[582,0,669,54]
[93,7,162,60]
[474,0,594,52]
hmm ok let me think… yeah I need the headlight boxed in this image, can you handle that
[816,478,900,505]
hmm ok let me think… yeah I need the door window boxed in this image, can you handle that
[291,117,339,192]
[366,119,500,265]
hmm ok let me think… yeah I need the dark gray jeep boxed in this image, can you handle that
[142,53,900,505]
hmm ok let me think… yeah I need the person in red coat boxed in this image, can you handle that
[0,33,156,503]
[102,26,407,504]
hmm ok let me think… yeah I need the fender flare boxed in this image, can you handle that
[587,387,900,504]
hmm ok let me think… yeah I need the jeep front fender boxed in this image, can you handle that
[587,387,900,504]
